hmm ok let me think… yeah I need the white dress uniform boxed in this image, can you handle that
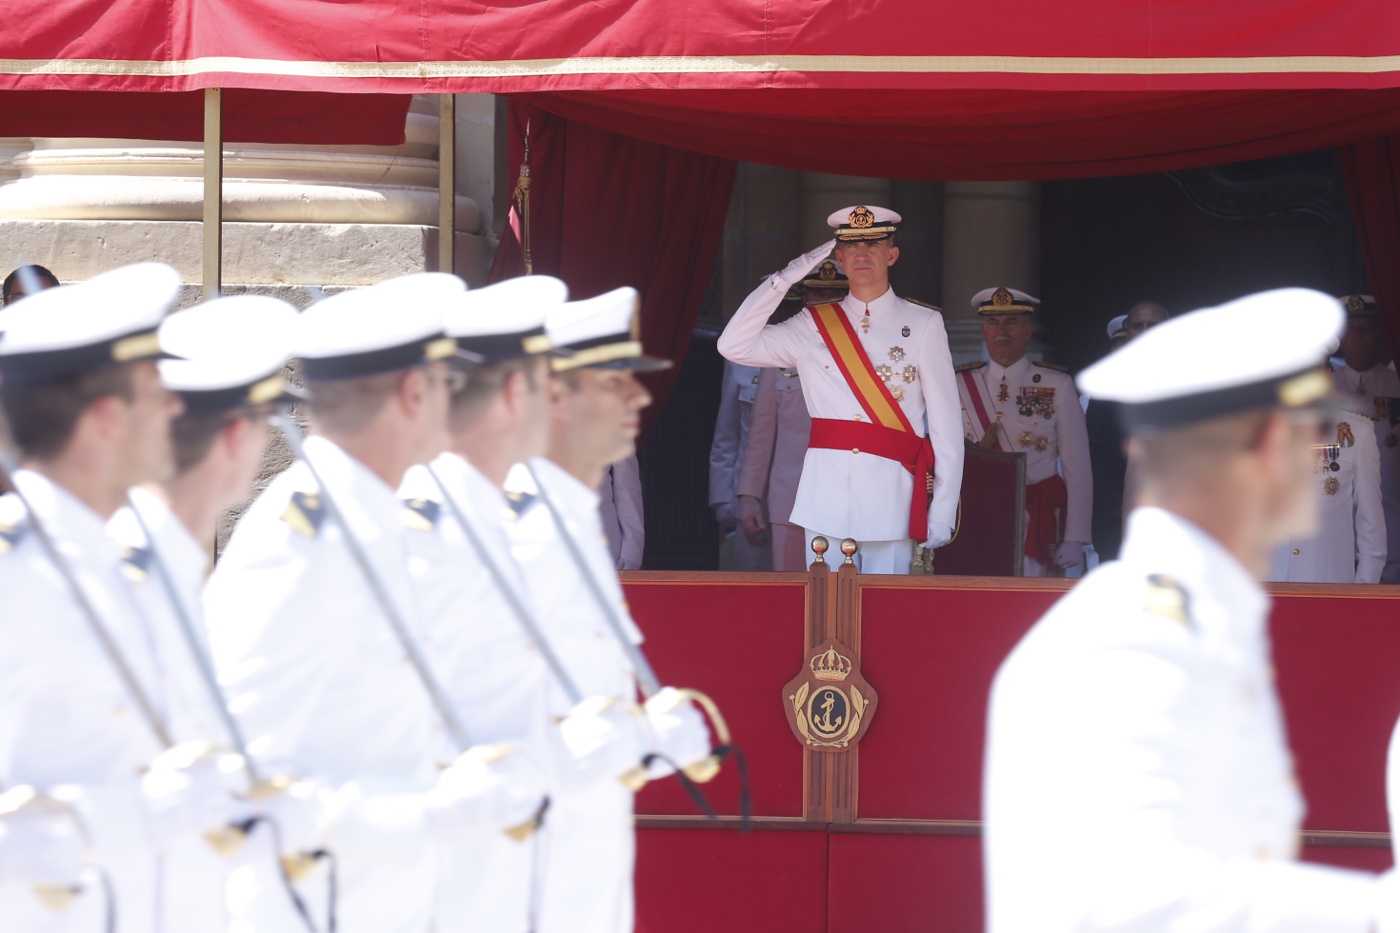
[717,281,963,573]
[1270,416,1386,583]
[986,507,1383,933]
[737,366,812,572]
[709,360,768,570]
[400,451,552,933]
[0,472,228,933]
[507,456,643,933]
[956,355,1092,575]
[1331,361,1400,582]
[206,436,453,933]
[599,451,645,570]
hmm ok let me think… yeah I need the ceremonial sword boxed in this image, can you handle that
[522,461,734,785]
[270,415,540,841]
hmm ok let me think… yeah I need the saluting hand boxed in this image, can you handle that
[776,240,837,287]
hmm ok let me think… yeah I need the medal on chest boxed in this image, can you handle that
[1017,386,1056,419]
[1336,422,1355,447]
[1313,444,1342,494]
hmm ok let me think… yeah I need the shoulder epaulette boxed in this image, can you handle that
[1144,573,1192,628]
[402,497,442,532]
[954,361,987,373]
[904,298,943,313]
[280,490,326,538]
[1033,360,1070,373]
[119,544,153,583]
[1341,411,1375,422]
[0,519,25,556]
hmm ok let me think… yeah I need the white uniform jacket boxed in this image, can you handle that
[1333,363,1400,583]
[985,506,1383,933]
[1270,417,1386,584]
[955,356,1093,545]
[0,471,224,933]
[400,451,552,933]
[506,457,641,933]
[205,436,453,933]
[717,277,963,539]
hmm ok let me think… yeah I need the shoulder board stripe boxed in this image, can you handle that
[1033,360,1070,373]
[0,521,25,556]
[954,361,987,373]
[904,298,943,312]
[281,490,326,538]
[402,497,442,532]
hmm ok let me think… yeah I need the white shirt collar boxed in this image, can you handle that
[302,435,404,533]
[13,468,123,564]
[840,286,899,318]
[987,355,1032,385]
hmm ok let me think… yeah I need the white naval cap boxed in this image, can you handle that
[297,273,468,381]
[1078,288,1343,431]
[972,286,1040,315]
[446,275,571,362]
[1107,314,1128,340]
[827,205,901,242]
[546,286,673,373]
[1340,293,1378,317]
[157,295,302,413]
[0,262,181,386]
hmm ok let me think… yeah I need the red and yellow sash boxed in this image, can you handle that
[807,303,934,541]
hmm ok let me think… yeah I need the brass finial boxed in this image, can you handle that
[811,536,829,563]
[840,538,858,565]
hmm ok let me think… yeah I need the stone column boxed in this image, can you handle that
[0,95,489,291]
[941,181,1041,363]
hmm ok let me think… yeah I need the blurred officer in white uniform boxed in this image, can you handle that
[956,287,1092,576]
[0,263,250,933]
[508,287,716,933]
[717,205,963,573]
[709,359,767,569]
[206,274,547,933]
[1269,409,1385,584]
[986,288,1400,933]
[1330,294,1400,582]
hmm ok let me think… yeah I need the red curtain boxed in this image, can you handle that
[1339,137,1400,365]
[491,100,737,432]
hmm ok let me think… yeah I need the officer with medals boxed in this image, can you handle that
[1270,333,1386,584]
[955,287,1092,575]
[985,289,1400,933]
[717,205,963,573]
[1330,294,1400,582]
[205,274,548,933]
[506,288,715,933]
[0,263,250,932]
[107,294,327,931]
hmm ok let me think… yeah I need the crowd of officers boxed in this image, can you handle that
[0,264,721,933]
[709,205,1398,584]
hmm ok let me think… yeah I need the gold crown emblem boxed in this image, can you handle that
[992,287,1013,307]
[818,261,837,281]
[810,646,853,682]
[848,206,874,229]
[1347,294,1367,314]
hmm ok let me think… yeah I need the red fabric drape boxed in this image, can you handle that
[1339,138,1400,366]
[491,101,737,432]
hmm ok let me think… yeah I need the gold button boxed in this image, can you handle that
[852,448,860,455]
[1292,548,1300,555]
[854,414,863,421]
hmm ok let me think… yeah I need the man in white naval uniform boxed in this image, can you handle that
[1330,294,1400,582]
[1269,410,1385,584]
[956,286,1091,576]
[0,263,246,933]
[718,205,963,574]
[986,289,1400,933]
[507,287,714,933]
[206,274,548,933]
[109,294,321,931]
[709,359,768,569]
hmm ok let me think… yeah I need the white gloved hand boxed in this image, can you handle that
[921,521,954,549]
[0,789,87,888]
[248,776,328,860]
[776,240,837,287]
[556,696,650,790]
[426,746,548,840]
[141,743,251,848]
[1054,540,1087,569]
[642,687,714,779]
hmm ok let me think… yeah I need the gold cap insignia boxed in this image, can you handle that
[848,206,874,229]
[992,287,1013,307]
[1347,295,1367,314]
[818,261,838,281]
